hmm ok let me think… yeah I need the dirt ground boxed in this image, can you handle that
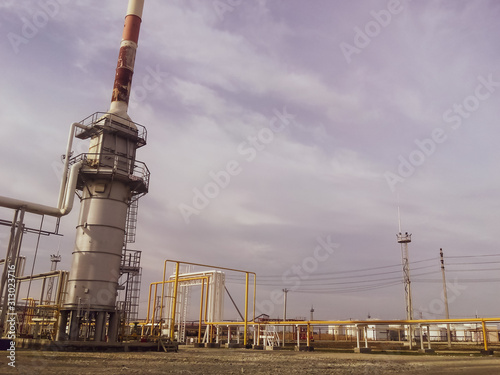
[3,347,500,375]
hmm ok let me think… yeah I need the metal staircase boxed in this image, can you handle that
[119,249,142,323]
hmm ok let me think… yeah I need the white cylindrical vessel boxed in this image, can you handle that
[65,180,129,311]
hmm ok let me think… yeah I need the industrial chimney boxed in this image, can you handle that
[57,0,149,342]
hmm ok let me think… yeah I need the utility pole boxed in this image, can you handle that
[282,288,289,347]
[397,205,413,349]
[440,248,452,348]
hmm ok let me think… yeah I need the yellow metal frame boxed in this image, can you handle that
[145,260,256,345]
[145,259,499,351]
[143,275,209,337]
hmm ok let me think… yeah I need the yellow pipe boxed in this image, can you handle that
[198,278,205,344]
[306,323,310,347]
[253,273,256,321]
[142,283,153,336]
[482,320,488,351]
[204,278,210,323]
[159,259,168,333]
[151,283,158,333]
[169,262,180,340]
[244,272,249,345]
[145,282,152,325]
[205,317,500,326]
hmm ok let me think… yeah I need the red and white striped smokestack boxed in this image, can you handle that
[109,0,144,118]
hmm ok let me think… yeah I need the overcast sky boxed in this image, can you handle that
[1,0,500,322]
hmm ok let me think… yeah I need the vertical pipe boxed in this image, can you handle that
[144,283,152,336]
[56,310,69,341]
[253,274,256,321]
[420,325,424,351]
[198,279,204,344]
[356,325,360,349]
[364,326,368,348]
[170,262,180,340]
[427,325,431,350]
[297,325,300,348]
[39,278,47,306]
[152,283,158,335]
[0,208,24,336]
[69,311,79,340]
[257,324,260,346]
[306,323,311,347]
[204,278,210,322]
[244,272,249,346]
[0,209,19,312]
[95,311,106,342]
[159,260,167,334]
[108,311,119,343]
[482,320,488,352]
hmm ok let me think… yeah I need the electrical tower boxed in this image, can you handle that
[397,231,413,321]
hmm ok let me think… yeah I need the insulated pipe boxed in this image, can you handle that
[57,123,89,209]
[0,121,88,217]
[0,161,83,217]
[109,0,144,118]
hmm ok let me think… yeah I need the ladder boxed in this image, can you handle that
[125,199,139,243]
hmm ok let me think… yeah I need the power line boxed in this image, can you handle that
[446,261,500,266]
[446,253,500,259]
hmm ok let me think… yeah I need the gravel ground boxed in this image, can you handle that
[3,347,500,375]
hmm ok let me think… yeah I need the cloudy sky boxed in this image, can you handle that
[1,0,500,322]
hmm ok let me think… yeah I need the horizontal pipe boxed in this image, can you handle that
[204,317,500,326]
[0,161,83,217]
[16,270,67,282]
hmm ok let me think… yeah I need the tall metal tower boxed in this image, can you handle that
[45,254,61,304]
[57,0,149,342]
[397,231,413,321]
[397,204,413,322]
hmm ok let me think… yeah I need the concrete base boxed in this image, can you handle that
[354,347,372,353]
[295,346,314,352]
[252,345,264,350]
[225,343,243,349]
[204,343,220,348]
[265,345,281,351]
[418,349,435,354]
[193,343,205,348]
[480,349,494,355]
